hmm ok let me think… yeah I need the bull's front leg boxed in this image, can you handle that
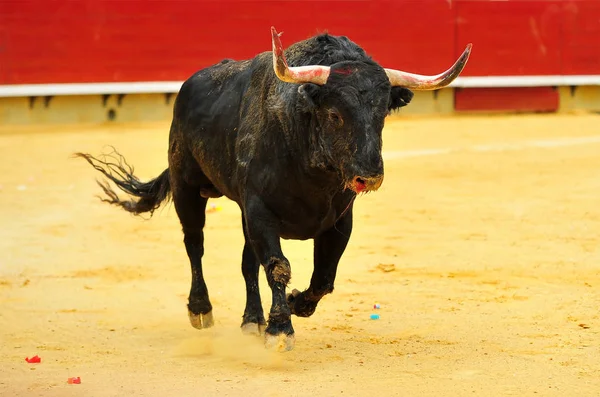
[287,207,353,317]
[244,196,295,351]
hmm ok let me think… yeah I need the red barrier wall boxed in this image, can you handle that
[455,0,600,77]
[562,0,600,75]
[1,0,599,85]
[455,0,562,76]
[0,0,456,85]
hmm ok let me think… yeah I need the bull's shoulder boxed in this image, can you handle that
[174,58,256,114]
[207,58,254,84]
[182,58,254,92]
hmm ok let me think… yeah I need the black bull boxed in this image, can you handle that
[76,28,471,351]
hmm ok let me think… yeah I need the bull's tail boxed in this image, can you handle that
[74,148,171,217]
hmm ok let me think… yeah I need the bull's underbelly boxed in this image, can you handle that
[278,221,331,240]
[276,204,343,240]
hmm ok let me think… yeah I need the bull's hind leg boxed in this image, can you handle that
[288,207,353,317]
[240,220,267,335]
[171,180,213,329]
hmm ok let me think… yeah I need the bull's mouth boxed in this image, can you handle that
[349,175,384,194]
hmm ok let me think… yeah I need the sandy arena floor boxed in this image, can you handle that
[1,113,600,396]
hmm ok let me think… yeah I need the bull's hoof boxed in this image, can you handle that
[241,322,266,336]
[286,288,301,314]
[287,289,317,318]
[264,332,295,352]
[287,288,302,301]
[188,310,214,329]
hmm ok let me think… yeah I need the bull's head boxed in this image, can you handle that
[271,27,471,194]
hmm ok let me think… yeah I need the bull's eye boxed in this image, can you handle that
[328,109,344,128]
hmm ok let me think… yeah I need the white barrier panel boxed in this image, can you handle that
[453,75,600,88]
[1,76,600,97]
[0,82,183,97]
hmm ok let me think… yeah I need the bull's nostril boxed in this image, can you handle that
[352,176,367,193]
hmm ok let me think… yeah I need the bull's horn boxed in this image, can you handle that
[384,44,472,90]
[271,26,331,85]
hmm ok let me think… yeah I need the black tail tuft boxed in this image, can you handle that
[74,147,171,217]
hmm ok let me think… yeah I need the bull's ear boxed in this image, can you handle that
[298,83,321,110]
[388,87,414,111]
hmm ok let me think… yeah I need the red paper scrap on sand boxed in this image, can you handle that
[67,377,81,384]
[25,355,41,363]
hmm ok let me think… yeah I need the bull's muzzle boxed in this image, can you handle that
[351,175,383,194]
